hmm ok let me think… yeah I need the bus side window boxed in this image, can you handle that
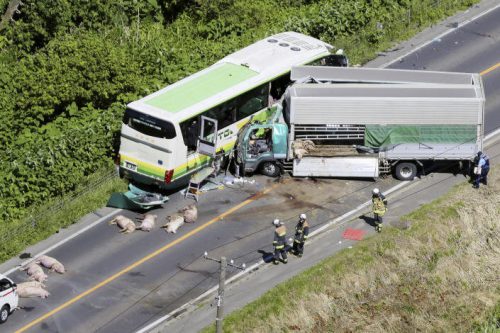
[237,83,269,121]
[204,99,237,129]
[270,73,291,102]
[307,54,348,67]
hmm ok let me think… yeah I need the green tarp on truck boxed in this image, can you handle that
[364,125,477,147]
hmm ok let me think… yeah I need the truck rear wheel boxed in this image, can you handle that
[260,161,280,177]
[1,305,9,323]
[395,162,417,181]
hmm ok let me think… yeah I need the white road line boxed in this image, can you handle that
[378,2,500,68]
[484,127,500,142]
[3,209,122,276]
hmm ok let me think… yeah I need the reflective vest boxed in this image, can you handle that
[273,225,287,249]
[372,195,387,216]
[294,220,310,243]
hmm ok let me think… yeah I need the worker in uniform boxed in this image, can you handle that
[272,219,288,264]
[371,188,387,233]
[292,213,309,257]
[473,151,490,188]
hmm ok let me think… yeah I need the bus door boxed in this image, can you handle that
[198,116,218,157]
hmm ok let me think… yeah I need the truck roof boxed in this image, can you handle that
[286,66,485,126]
[291,66,480,86]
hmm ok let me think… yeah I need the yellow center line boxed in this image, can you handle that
[480,62,500,76]
[15,183,281,333]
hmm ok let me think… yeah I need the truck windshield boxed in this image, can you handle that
[123,108,176,139]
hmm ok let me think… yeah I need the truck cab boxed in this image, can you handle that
[236,121,288,177]
[0,273,18,324]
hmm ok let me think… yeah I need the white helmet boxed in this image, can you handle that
[273,219,281,226]
[300,213,307,220]
[372,188,380,195]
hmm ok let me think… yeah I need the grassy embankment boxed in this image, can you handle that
[202,168,500,332]
[0,168,127,262]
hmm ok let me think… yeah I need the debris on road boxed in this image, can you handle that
[107,183,169,211]
[342,228,366,241]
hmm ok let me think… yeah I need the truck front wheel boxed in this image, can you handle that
[394,162,418,181]
[260,161,280,177]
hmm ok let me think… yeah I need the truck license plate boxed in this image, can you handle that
[125,161,137,171]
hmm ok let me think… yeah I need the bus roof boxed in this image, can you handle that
[128,32,332,123]
[145,63,259,113]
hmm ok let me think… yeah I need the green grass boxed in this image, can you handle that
[0,167,128,262]
[330,0,479,65]
[474,301,500,332]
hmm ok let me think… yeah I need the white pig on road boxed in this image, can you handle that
[181,204,198,223]
[16,281,45,289]
[161,213,184,233]
[21,263,47,282]
[137,214,157,232]
[36,255,65,274]
[16,285,49,299]
[109,215,136,234]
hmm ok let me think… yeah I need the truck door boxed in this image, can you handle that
[272,123,288,159]
[197,116,218,157]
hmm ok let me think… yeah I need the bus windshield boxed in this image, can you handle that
[124,108,176,139]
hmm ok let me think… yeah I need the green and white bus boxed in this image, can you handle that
[118,32,347,189]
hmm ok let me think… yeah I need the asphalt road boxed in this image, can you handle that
[2,2,499,332]
[384,6,500,135]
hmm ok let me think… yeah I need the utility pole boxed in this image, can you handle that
[204,251,246,333]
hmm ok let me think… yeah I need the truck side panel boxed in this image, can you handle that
[293,157,379,178]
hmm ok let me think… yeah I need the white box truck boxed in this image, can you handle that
[236,66,485,180]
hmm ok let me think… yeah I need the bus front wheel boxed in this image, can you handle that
[260,161,280,177]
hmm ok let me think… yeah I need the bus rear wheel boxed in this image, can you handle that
[260,161,280,177]
[394,162,417,181]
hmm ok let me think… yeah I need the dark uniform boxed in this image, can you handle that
[372,193,387,232]
[292,219,309,257]
[273,224,288,264]
[473,151,490,188]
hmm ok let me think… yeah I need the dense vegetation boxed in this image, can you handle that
[0,0,478,246]
[203,168,500,332]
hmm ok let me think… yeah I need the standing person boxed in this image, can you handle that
[272,219,288,265]
[292,213,309,257]
[473,151,490,188]
[372,188,387,233]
